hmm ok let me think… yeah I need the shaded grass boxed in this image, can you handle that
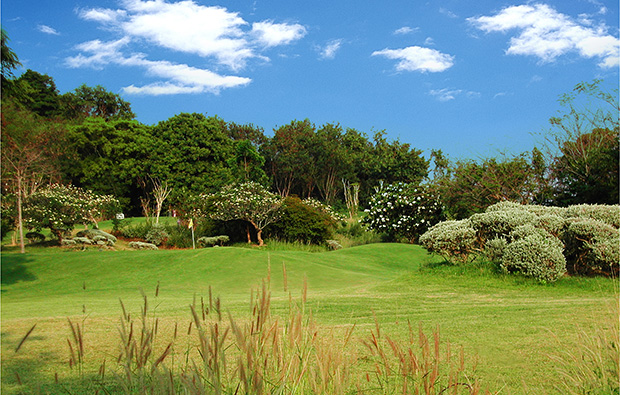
[1,243,618,394]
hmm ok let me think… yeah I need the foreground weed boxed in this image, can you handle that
[550,298,620,395]
[21,270,488,394]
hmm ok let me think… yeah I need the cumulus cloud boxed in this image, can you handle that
[67,38,251,94]
[372,46,454,72]
[38,25,60,35]
[69,0,305,95]
[468,3,620,68]
[318,39,343,59]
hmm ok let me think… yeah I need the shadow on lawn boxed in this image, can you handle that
[1,254,37,287]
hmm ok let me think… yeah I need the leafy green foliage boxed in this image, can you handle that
[145,224,169,246]
[362,182,444,242]
[265,196,335,244]
[60,84,135,121]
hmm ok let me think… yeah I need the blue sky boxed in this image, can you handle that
[2,0,619,160]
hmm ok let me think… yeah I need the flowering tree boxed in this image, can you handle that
[361,182,444,243]
[24,184,119,242]
[207,182,283,246]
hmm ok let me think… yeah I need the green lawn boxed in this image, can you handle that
[1,242,617,394]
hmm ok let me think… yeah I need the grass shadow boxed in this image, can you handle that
[1,254,37,286]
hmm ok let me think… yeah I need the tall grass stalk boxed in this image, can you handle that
[51,278,487,394]
[550,298,620,395]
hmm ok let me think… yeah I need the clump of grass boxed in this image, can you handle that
[48,271,487,394]
[550,298,620,394]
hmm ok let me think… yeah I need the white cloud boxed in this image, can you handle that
[251,21,307,47]
[372,46,454,72]
[70,0,306,95]
[38,25,60,35]
[429,88,480,101]
[439,7,458,19]
[394,26,418,35]
[67,38,251,94]
[468,3,620,68]
[318,39,343,59]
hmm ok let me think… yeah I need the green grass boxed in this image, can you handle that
[1,242,617,394]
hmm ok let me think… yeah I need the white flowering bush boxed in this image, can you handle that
[205,182,283,246]
[362,183,444,242]
[302,198,346,223]
[24,184,120,242]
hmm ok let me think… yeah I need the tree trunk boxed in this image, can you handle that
[256,229,264,247]
[246,224,252,244]
[17,176,25,254]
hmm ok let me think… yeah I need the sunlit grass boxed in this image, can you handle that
[1,243,617,394]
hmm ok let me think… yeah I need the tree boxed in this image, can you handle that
[13,70,62,118]
[1,100,66,252]
[151,113,235,198]
[543,80,619,205]
[435,151,545,219]
[262,119,317,197]
[150,177,172,225]
[228,139,268,184]
[60,84,135,121]
[552,128,619,205]
[23,184,119,242]
[1,28,21,85]
[62,118,152,214]
[208,182,283,246]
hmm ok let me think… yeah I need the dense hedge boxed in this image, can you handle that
[420,201,619,282]
[265,196,337,245]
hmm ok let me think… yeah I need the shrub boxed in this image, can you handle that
[326,239,343,250]
[25,231,45,244]
[469,209,538,244]
[76,229,117,245]
[500,234,567,283]
[563,219,619,276]
[197,235,230,248]
[485,238,508,263]
[565,204,620,228]
[362,182,444,242]
[419,220,477,264]
[145,224,169,246]
[266,196,335,245]
[128,241,158,250]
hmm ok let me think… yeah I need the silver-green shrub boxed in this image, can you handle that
[76,229,117,245]
[145,225,169,246]
[485,238,507,263]
[565,204,620,228]
[419,220,477,264]
[197,235,230,248]
[128,241,158,250]
[500,234,567,283]
[563,219,619,276]
[470,209,539,243]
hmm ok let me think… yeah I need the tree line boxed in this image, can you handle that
[2,28,619,238]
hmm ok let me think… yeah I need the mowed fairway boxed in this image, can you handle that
[1,243,617,394]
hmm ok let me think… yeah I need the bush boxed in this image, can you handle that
[500,234,567,283]
[145,225,169,246]
[76,229,117,245]
[197,235,230,248]
[421,201,619,281]
[563,219,619,276]
[362,182,444,242]
[128,241,158,250]
[25,231,45,244]
[265,196,335,245]
[419,220,478,264]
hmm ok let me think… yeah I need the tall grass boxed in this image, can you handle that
[40,271,487,394]
[550,298,620,394]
